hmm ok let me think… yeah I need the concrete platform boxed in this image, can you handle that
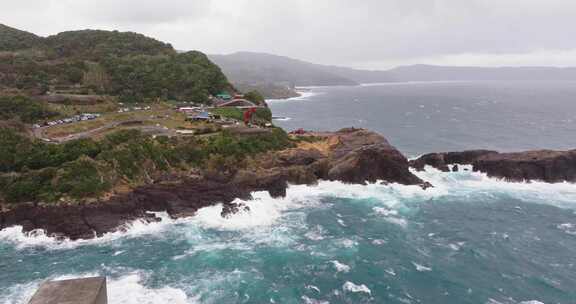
[28,277,107,304]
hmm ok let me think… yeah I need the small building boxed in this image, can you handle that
[216,93,232,100]
[187,111,211,122]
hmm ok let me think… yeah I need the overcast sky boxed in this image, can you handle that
[2,0,576,69]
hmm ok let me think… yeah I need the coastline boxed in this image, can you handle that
[266,89,323,103]
[0,128,424,240]
[1,127,576,241]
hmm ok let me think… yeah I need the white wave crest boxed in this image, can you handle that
[330,260,351,273]
[190,191,298,231]
[342,281,371,295]
[557,223,576,235]
[412,165,576,210]
[108,274,192,304]
[272,117,292,121]
[412,262,432,272]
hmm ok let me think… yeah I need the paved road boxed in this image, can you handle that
[34,121,177,143]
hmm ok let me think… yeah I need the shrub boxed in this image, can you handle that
[55,157,110,198]
[0,96,59,123]
[2,168,58,203]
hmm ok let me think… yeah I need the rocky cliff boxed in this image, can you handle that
[0,128,424,240]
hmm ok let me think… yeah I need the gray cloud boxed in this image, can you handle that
[66,0,213,24]
[1,0,576,68]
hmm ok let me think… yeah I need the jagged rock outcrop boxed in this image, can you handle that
[0,178,252,240]
[474,150,576,183]
[0,128,425,240]
[410,149,576,183]
[410,150,498,172]
[325,128,423,185]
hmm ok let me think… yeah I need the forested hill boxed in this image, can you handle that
[0,24,44,51]
[44,30,175,59]
[0,24,231,103]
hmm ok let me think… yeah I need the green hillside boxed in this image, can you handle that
[0,25,231,103]
[0,24,43,51]
[44,30,174,59]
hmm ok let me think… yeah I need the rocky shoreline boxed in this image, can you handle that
[410,149,576,183]
[0,128,424,240]
[1,128,575,240]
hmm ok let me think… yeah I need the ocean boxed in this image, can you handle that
[2,81,576,304]
[269,81,576,157]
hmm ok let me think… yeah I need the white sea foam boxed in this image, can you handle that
[0,212,177,250]
[272,117,292,121]
[342,281,372,295]
[412,165,576,210]
[557,223,576,235]
[372,239,387,245]
[374,206,408,227]
[301,296,329,304]
[190,189,320,231]
[305,285,321,293]
[330,260,351,273]
[338,239,357,249]
[1,280,40,304]
[305,225,327,241]
[108,274,192,304]
[373,207,399,217]
[412,262,432,272]
[384,268,397,276]
[384,217,408,228]
[448,242,465,251]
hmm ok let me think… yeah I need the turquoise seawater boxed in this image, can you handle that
[2,168,576,304]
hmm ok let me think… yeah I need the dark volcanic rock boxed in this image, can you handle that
[277,148,325,167]
[410,148,576,183]
[232,169,289,198]
[326,128,423,185]
[0,178,254,240]
[221,202,250,218]
[410,150,498,171]
[473,149,576,183]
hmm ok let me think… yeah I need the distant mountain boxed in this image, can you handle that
[314,65,395,84]
[210,52,576,91]
[388,64,576,81]
[209,52,359,87]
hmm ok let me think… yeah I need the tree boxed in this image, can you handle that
[244,90,266,106]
